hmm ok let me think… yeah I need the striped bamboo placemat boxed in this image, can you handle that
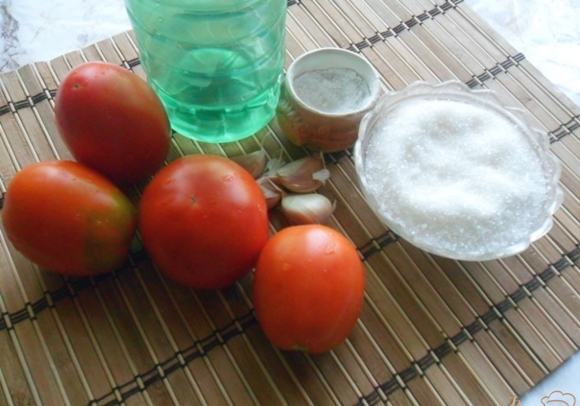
[1,0,579,405]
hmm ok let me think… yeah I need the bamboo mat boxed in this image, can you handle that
[0,0,579,405]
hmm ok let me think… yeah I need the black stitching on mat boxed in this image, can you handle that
[50,285,72,302]
[0,246,575,337]
[0,168,577,400]
[464,53,525,88]
[399,364,418,382]
[0,245,573,404]
[432,340,453,360]
[488,65,504,76]
[9,308,31,324]
[418,353,436,369]
[0,313,8,330]
[551,117,580,142]
[428,8,442,18]
[552,256,571,273]
[466,319,484,336]
[380,379,399,395]
[509,288,528,302]
[367,34,382,45]
[451,330,469,346]
[30,93,46,105]
[405,17,420,29]
[416,12,431,22]
[480,307,500,325]
[0,91,51,116]
[326,149,352,162]
[358,232,399,259]
[354,245,579,405]
[91,312,257,406]
[525,277,541,291]
[351,41,369,53]
[86,246,580,405]
[126,58,140,69]
[13,100,31,110]
[31,296,50,314]
[0,266,117,332]
[495,298,514,313]
[569,248,580,263]
[448,0,464,7]
[82,246,580,406]
[344,0,460,45]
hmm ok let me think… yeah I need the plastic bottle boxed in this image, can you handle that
[124,0,287,143]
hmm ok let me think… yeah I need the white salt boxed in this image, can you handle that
[292,67,371,114]
[363,98,549,258]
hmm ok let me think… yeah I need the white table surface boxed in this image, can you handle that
[1,0,579,404]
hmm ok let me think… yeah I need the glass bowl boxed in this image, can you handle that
[354,80,564,261]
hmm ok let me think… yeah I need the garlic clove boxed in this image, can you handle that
[264,154,285,175]
[275,155,328,193]
[280,193,335,225]
[231,150,268,179]
[258,177,284,209]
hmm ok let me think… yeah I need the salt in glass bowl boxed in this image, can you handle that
[354,80,564,261]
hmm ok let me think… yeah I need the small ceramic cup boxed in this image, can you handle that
[275,48,381,152]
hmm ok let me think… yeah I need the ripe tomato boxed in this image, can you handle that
[253,224,365,354]
[55,61,171,185]
[139,154,269,290]
[2,160,137,276]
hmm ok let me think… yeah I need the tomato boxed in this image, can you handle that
[139,154,269,290]
[252,224,365,354]
[2,160,137,276]
[55,61,171,185]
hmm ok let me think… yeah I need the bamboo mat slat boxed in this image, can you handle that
[0,0,579,405]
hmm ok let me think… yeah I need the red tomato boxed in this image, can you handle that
[253,224,365,354]
[139,154,269,290]
[2,160,137,276]
[55,61,171,185]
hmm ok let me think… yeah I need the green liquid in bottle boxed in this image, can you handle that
[125,0,287,143]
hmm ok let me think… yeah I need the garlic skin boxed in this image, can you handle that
[231,150,268,179]
[280,193,334,225]
[258,177,283,209]
[274,155,329,193]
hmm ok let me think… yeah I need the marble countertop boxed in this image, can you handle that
[1,0,579,404]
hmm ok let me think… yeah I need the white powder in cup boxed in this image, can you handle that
[292,67,371,114]
[363,98,550,258]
